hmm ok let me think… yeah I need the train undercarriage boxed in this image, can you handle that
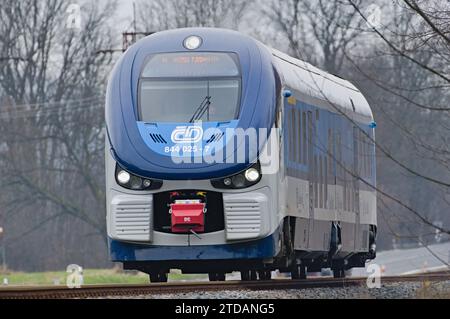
[121,217,377,283]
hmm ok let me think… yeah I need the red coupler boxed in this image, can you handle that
[170,202,205,233]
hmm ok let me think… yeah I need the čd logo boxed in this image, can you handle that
[171,126,203,143]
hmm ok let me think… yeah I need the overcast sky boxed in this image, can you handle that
[115,0,136,32]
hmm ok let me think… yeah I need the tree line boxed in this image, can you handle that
[0,0,448,271]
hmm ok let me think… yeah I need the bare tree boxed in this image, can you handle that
[260,0,364,74]
[342,0,450,247]
[136,0,251,31]
[0,0,117,270]
[257,0,450,249]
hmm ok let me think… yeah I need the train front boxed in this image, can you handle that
[105,28,279,279]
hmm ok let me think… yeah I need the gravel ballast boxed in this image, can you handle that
[102,280,450,299]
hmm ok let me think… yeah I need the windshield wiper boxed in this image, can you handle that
[189,95,211,123]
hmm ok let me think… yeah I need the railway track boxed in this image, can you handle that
[0,272,449,299]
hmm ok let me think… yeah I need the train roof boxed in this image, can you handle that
[267,47,374,124]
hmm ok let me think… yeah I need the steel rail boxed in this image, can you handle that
[0,272,448,299]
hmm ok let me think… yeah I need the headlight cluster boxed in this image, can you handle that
[115,165,162,190]
[211,163,262,189]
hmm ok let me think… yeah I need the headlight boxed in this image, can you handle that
[117,170,130,184]
[211,162,262,189]
[223,178,232,186]
[142,179,152,188]
[115,164,162,190]
[183,35,202,50]
[231,174,246,188]
[244,168,260,182]
[129,175,143,189]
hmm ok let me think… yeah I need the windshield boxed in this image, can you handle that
[139,52,241,123]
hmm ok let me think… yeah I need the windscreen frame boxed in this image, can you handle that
[137,51,243,123]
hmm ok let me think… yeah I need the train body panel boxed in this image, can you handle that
[270,46,377,260]
[105,28,377,280]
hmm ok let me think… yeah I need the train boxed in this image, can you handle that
[105,28,377,282]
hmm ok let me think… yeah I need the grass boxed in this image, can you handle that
[415,280,450,299]
[0,268,207,286]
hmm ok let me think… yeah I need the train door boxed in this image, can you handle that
[352,126,360,251]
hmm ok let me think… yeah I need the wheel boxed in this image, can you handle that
[257,270,265,280]
[149,273,159,282]
[216,273,226,281]
[149,272,168,283]
[209,272,226,281]
[208,273,217,281]
[333,268,345,278]
[250,270,258,281]
[159,272,168,282]
[257,270,271,280]
[291,264,307,279]
[240,270,250,281]
[299,265,306,279]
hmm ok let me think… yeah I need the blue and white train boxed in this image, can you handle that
[105,28,377,282]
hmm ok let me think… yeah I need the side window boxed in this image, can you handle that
[324,152,328,208]
[366,132,371,178]
[290,108,295,162]
[359,128,364,178]
[319,156,324,208]
[336,132,341,181]
[336,132,345,211]
[327,128,333,177]
[361,129,367,178]
[302,112,307,164]
[314,155,319,208]
[369,133,372,177]
[273,67,282,129]
[297,109,302,163]
[364,130,368,178]
[292,109,297,163]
